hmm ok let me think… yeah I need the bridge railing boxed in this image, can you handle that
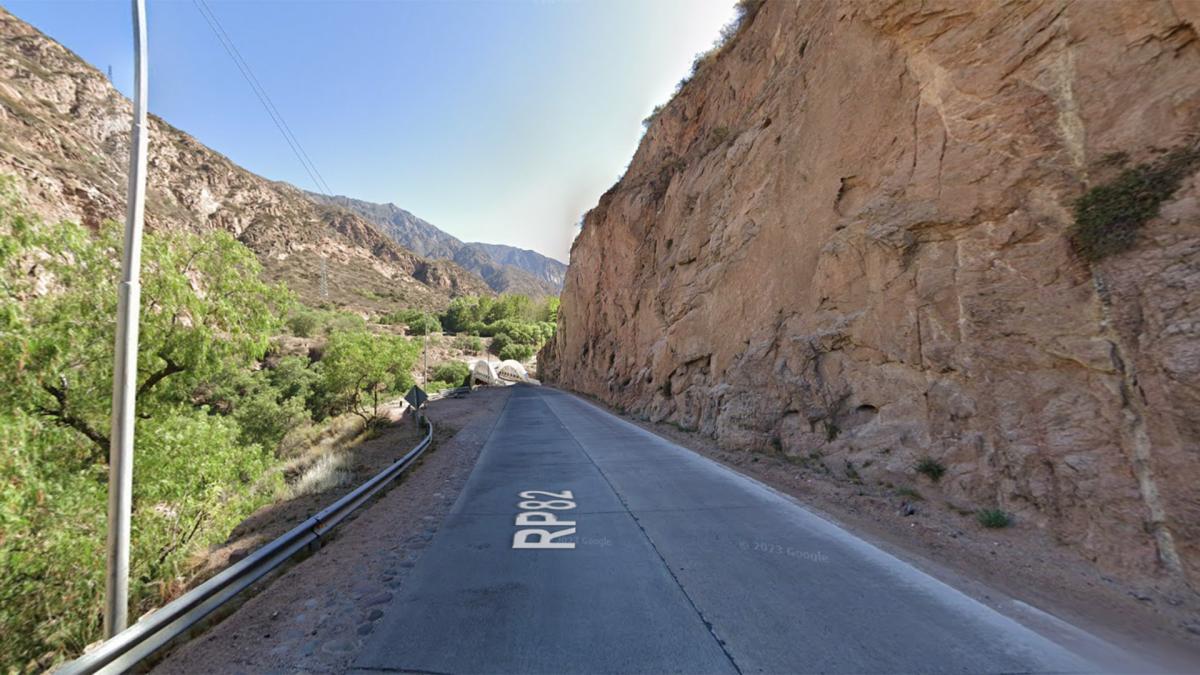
[60,409,436,675]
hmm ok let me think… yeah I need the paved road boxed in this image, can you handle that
[355,386,1116,674]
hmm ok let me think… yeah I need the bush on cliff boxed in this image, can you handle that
[1070,144,1200,262]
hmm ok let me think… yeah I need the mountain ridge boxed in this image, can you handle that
[0,7,490,312]
[306,192,566,296]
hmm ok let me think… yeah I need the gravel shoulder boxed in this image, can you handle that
[558,387,1200,671]
[152,386,510,674]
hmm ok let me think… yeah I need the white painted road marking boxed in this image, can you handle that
[513,489,577,549]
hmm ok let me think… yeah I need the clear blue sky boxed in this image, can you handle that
[5,0,738,262]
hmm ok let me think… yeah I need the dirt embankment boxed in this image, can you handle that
[152,387,510,674]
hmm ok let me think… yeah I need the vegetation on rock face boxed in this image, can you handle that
[640,0,764,132]
[976,509,1013,529]
[914,457,946,482]
[1070,144,1200,261]
[0,191,424,670]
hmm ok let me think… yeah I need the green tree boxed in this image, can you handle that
[441,296,485,333]
[539,296,560,323]
[405,312,441,335]
[499,343,536,362]
[431,361,470,385]
[486,293,535,323]
[381,308,441,335]
[490,332,513,355]
[318,331,418,425]
[0,194,290,669]
[0,215,289,463]
[490,319,542,345]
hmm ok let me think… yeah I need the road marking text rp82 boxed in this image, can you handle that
[512,490,576,549]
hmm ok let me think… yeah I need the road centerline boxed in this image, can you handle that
[540,393,746,675]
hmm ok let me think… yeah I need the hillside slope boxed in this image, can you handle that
[543,0,1200,589]
[309,192,564,296]
[0,8,489,312]
[467,241,567,290]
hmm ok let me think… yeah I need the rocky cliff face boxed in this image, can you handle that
[545,0,1200,587]
[0,8,489,311]
[306,192,562,296]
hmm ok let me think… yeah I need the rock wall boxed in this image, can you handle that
[544,0,1200,586]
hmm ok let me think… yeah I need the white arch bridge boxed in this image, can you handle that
[470,359,540,386]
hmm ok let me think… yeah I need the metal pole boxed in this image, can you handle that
[105,0,149,638]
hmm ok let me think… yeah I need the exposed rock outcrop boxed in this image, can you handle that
[0,8,489,311]
[544,0,1200,586]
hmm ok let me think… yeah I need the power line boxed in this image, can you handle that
[192,0,335,197]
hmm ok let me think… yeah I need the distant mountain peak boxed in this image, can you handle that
[307,192,567,296]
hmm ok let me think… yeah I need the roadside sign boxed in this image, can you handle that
[404,385,428,410]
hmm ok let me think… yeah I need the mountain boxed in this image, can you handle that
[307,192,566,296]
[465,242,567,290]
[304,194,461,260]
[543,0,1200,587]
[0,8,489,312]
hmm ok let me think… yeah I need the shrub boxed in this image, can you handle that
[490,319,542,345]
[914,457,946,482]
[325,311,366,335]
[895,486,923,501]
[382,309,440,335]
[287,308,321,337]
[453,334,484,354]
[232,386,310,450]
[1070,144,1200,261]
[267,355,321,405]
[407,313,441,335]
[431,361,470,385]
[499,343,536,362]
[642,104,666,129]
[977,509,1012,529]
[490,332,512,354]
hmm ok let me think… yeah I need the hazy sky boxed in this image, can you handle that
[5,0,738,262]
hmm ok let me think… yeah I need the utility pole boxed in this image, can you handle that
[105,0,149,639]
[423,314,429,385]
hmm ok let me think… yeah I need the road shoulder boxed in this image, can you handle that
[553,386,1200,671]
[153,386,511,674]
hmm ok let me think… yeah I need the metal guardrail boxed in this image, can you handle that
[61,411,436,675]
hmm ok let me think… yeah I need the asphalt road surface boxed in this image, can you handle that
[354,385,1124,674]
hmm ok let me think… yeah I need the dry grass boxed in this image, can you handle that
[289,453,355,497]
